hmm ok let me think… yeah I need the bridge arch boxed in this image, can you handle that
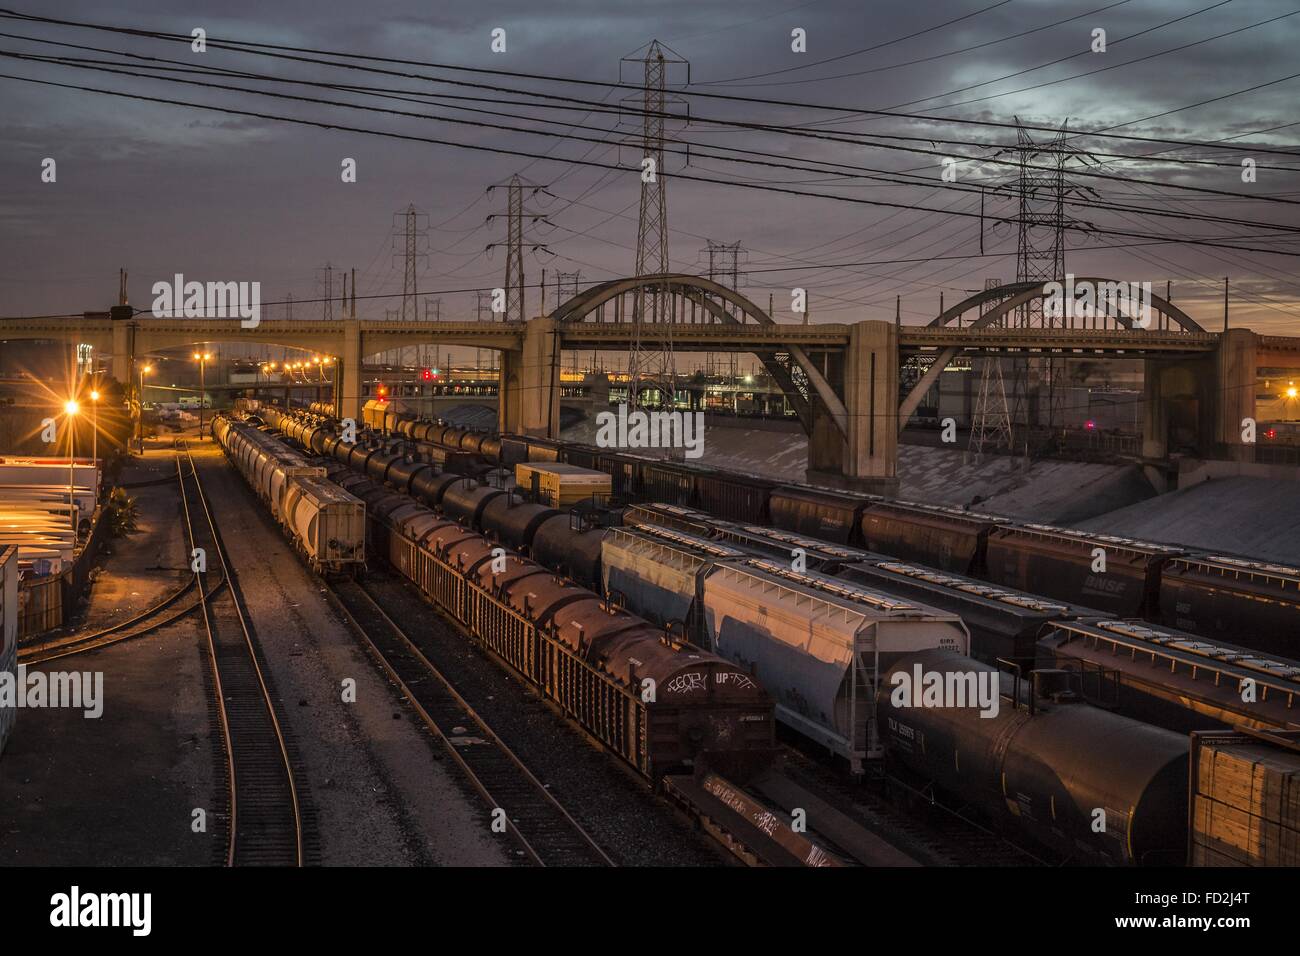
[927,279,1203,333]
[551,273,847,434]
[900,278,1206,427]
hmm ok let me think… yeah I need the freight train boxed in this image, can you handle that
[211,415,365,573]
[325,403,1300,661]
[252,405,1300,865]
[331,466,776,783]
[233,409,778,786]
[261,406,1300,733]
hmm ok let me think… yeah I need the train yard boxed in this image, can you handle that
[10,2,1297,934]
[138,398,1289,869]
[6,399,1298,872]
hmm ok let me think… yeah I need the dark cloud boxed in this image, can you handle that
[1,0,1297,345]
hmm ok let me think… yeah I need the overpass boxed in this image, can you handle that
[4,275,1297,493]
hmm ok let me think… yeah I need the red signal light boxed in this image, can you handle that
[421,369,432,381]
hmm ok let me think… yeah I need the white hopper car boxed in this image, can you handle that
[701,559,969,773]
[603,525,971,773]
[601,525,745,638]
[212,416,365,573]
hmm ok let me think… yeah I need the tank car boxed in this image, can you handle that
[530,514,608,589]
[410,469,464,510]
[383,457,435,497]
[440,478,505,530]
[458,431,488,456]
[364,450,402,485]
[878,648,1190,865]
[509,435,562,463]
[479,493,560,553]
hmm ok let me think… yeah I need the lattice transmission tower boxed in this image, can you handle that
[486,175,549,324]
[622,40,688,410]
[391,205,429,365]
[704,240,745,381]
[316,263,334,321]
[1005,119,1092,433]
[968,278,1015,461]
[554,271,581,310]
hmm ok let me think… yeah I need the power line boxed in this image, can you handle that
[5,49,1299,243]
[4,6,1298,158]
[7,37,1297,216]
[12,70,1299,262]
[701,0,1012,85]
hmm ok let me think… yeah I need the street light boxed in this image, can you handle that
[64,400,79,533]
[138,364,153,452]
[89,388,100,474]
[193,351,212,439]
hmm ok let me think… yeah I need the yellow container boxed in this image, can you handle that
[514,463,611,509]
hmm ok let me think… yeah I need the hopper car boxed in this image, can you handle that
[211,415,365,573]
[1036,618,1300,735]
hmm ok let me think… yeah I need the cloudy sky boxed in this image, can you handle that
[2,0,1298,362]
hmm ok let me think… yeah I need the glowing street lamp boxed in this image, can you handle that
[193,351,212,439]
[89,388,100,471]
[138,364,153,452]
[64,399,79,533]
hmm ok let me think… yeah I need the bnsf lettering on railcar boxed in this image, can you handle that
[1083,574,1129,596]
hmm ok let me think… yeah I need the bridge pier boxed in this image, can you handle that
[111,317,134,387]
[340,317,362,424]
[1217,327,1257,462]
[499,317,559,437]
[806,320,900,495]
[1143,327,1257,473]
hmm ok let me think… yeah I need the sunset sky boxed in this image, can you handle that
[3,0,1298,361]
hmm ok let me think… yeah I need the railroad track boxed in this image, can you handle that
[778,745,1044,866]
[327,575,614,867]
[177,443,304,867]
[19,576,219,665]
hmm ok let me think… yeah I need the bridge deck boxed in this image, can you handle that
[0,313,1289,357]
